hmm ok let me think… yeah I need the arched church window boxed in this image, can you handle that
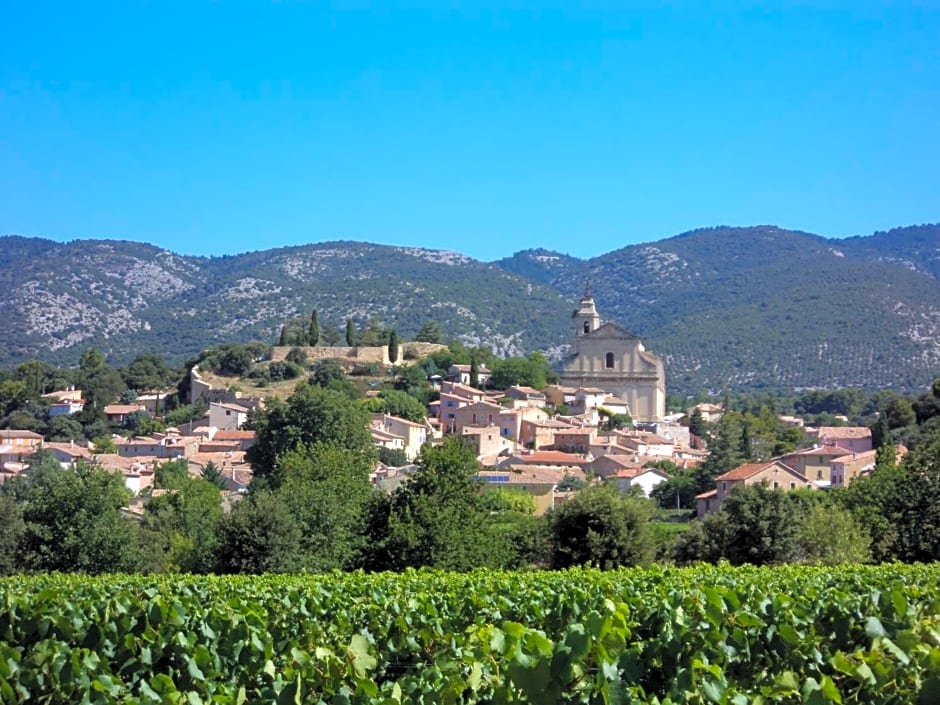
[583,321,590,334]
[605,352,615,369]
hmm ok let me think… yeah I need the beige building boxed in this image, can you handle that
[559,289,666,421]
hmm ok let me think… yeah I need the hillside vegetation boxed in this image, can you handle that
[1,224,939,394]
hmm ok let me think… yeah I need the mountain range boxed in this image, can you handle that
[1,224,938,395]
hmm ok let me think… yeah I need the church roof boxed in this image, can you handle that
[580,322,640,340]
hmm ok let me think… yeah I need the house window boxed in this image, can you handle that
[605,352,615,369]
[721,481,727,493]
[817,470,823,480]
[773,481,779,489]
[583,321,590,334]
[790,482,796,489]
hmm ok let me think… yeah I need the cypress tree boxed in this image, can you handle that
[309,310,319,347]
[278,325,288,346]
[388,329,399,363]
[345,320,356,347]
[469,357,480,388]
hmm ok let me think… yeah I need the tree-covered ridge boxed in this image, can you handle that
[498,224,940,393]
[1,224,939,393]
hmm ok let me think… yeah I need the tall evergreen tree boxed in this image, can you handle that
[308,310,319,347]
[739,422,753,460]
[345,319,356,347]
[469,357,480,388]
[387,329,399,364]
[278,326,288,346]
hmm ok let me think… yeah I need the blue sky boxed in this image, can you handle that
[1,1,938,261]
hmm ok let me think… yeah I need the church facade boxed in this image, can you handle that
[558,290,666,422]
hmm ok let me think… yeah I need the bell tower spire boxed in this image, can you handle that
[573,282,600,336]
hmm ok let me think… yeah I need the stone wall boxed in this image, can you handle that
[270,343,448,366]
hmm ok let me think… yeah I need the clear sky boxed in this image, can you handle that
[1,1,938,261]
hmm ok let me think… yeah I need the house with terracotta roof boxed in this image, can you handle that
[476,465,587,515]
[103,404,147,425]
[461,424,512,464]
[210,429,257,451]
[498,406,549,443]
[209,402,251,431]
[372,414,428,460]
[830,449,878,486]
[614,430,675,459]
[816,427,873,453]
[552,427,596,454]
[447,364,491,387]
[504,386,547,408]
[453,401,504,435]
[542,385,578,408]
[697,460,811,517]
[501,450,592,472]
[43,441,94,467]
[520,418,576,450]
[588,453,643,479]
[778,445,850,484]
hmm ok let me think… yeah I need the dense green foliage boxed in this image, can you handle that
[2,565,940,703]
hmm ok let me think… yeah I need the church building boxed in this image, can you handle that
[559,288,666,422]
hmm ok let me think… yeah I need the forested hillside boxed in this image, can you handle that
[497,225,940,393]
[1,224,938,394]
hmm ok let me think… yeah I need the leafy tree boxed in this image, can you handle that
[415,321,443,344]
[549,485,654,569]
[692,413,744,494]
[371,389,427,423]
[91,435,117,454]
[274,443,377,571]
[557,474,586,492]
[393,365,434,405]
[793,504,871,565]
[345,319,356,347]
[247,383,374,486]
[306,358,358,398]
[871,414,892,450]
[155,459,190,489]
[721,485,800,565]
[164,401,209,427]
[321,323,342,347]
[5,455,141,573]
[78,348,125,411]
[285,347,308,367]
[201,460,227,489]
[308,310,320,347]
[141,477,223,573]
[889,429,940,562]
[650,472,697,510]
[671,512,730,565]
[0,495,25,575]
[687,407,707,440]
[46,414,85,443]
[885,397,916,429]
[374,437,497,571]
[378,447,409,467]
[122,353,180,392]
[487,353,553,391]
[216,491,305,574]
[387,329,399,364]
[601,411,632,432]
[0,380,29,417]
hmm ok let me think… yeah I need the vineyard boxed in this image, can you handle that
[2,565,940,704]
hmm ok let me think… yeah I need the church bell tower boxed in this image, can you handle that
[573,282,601,337]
